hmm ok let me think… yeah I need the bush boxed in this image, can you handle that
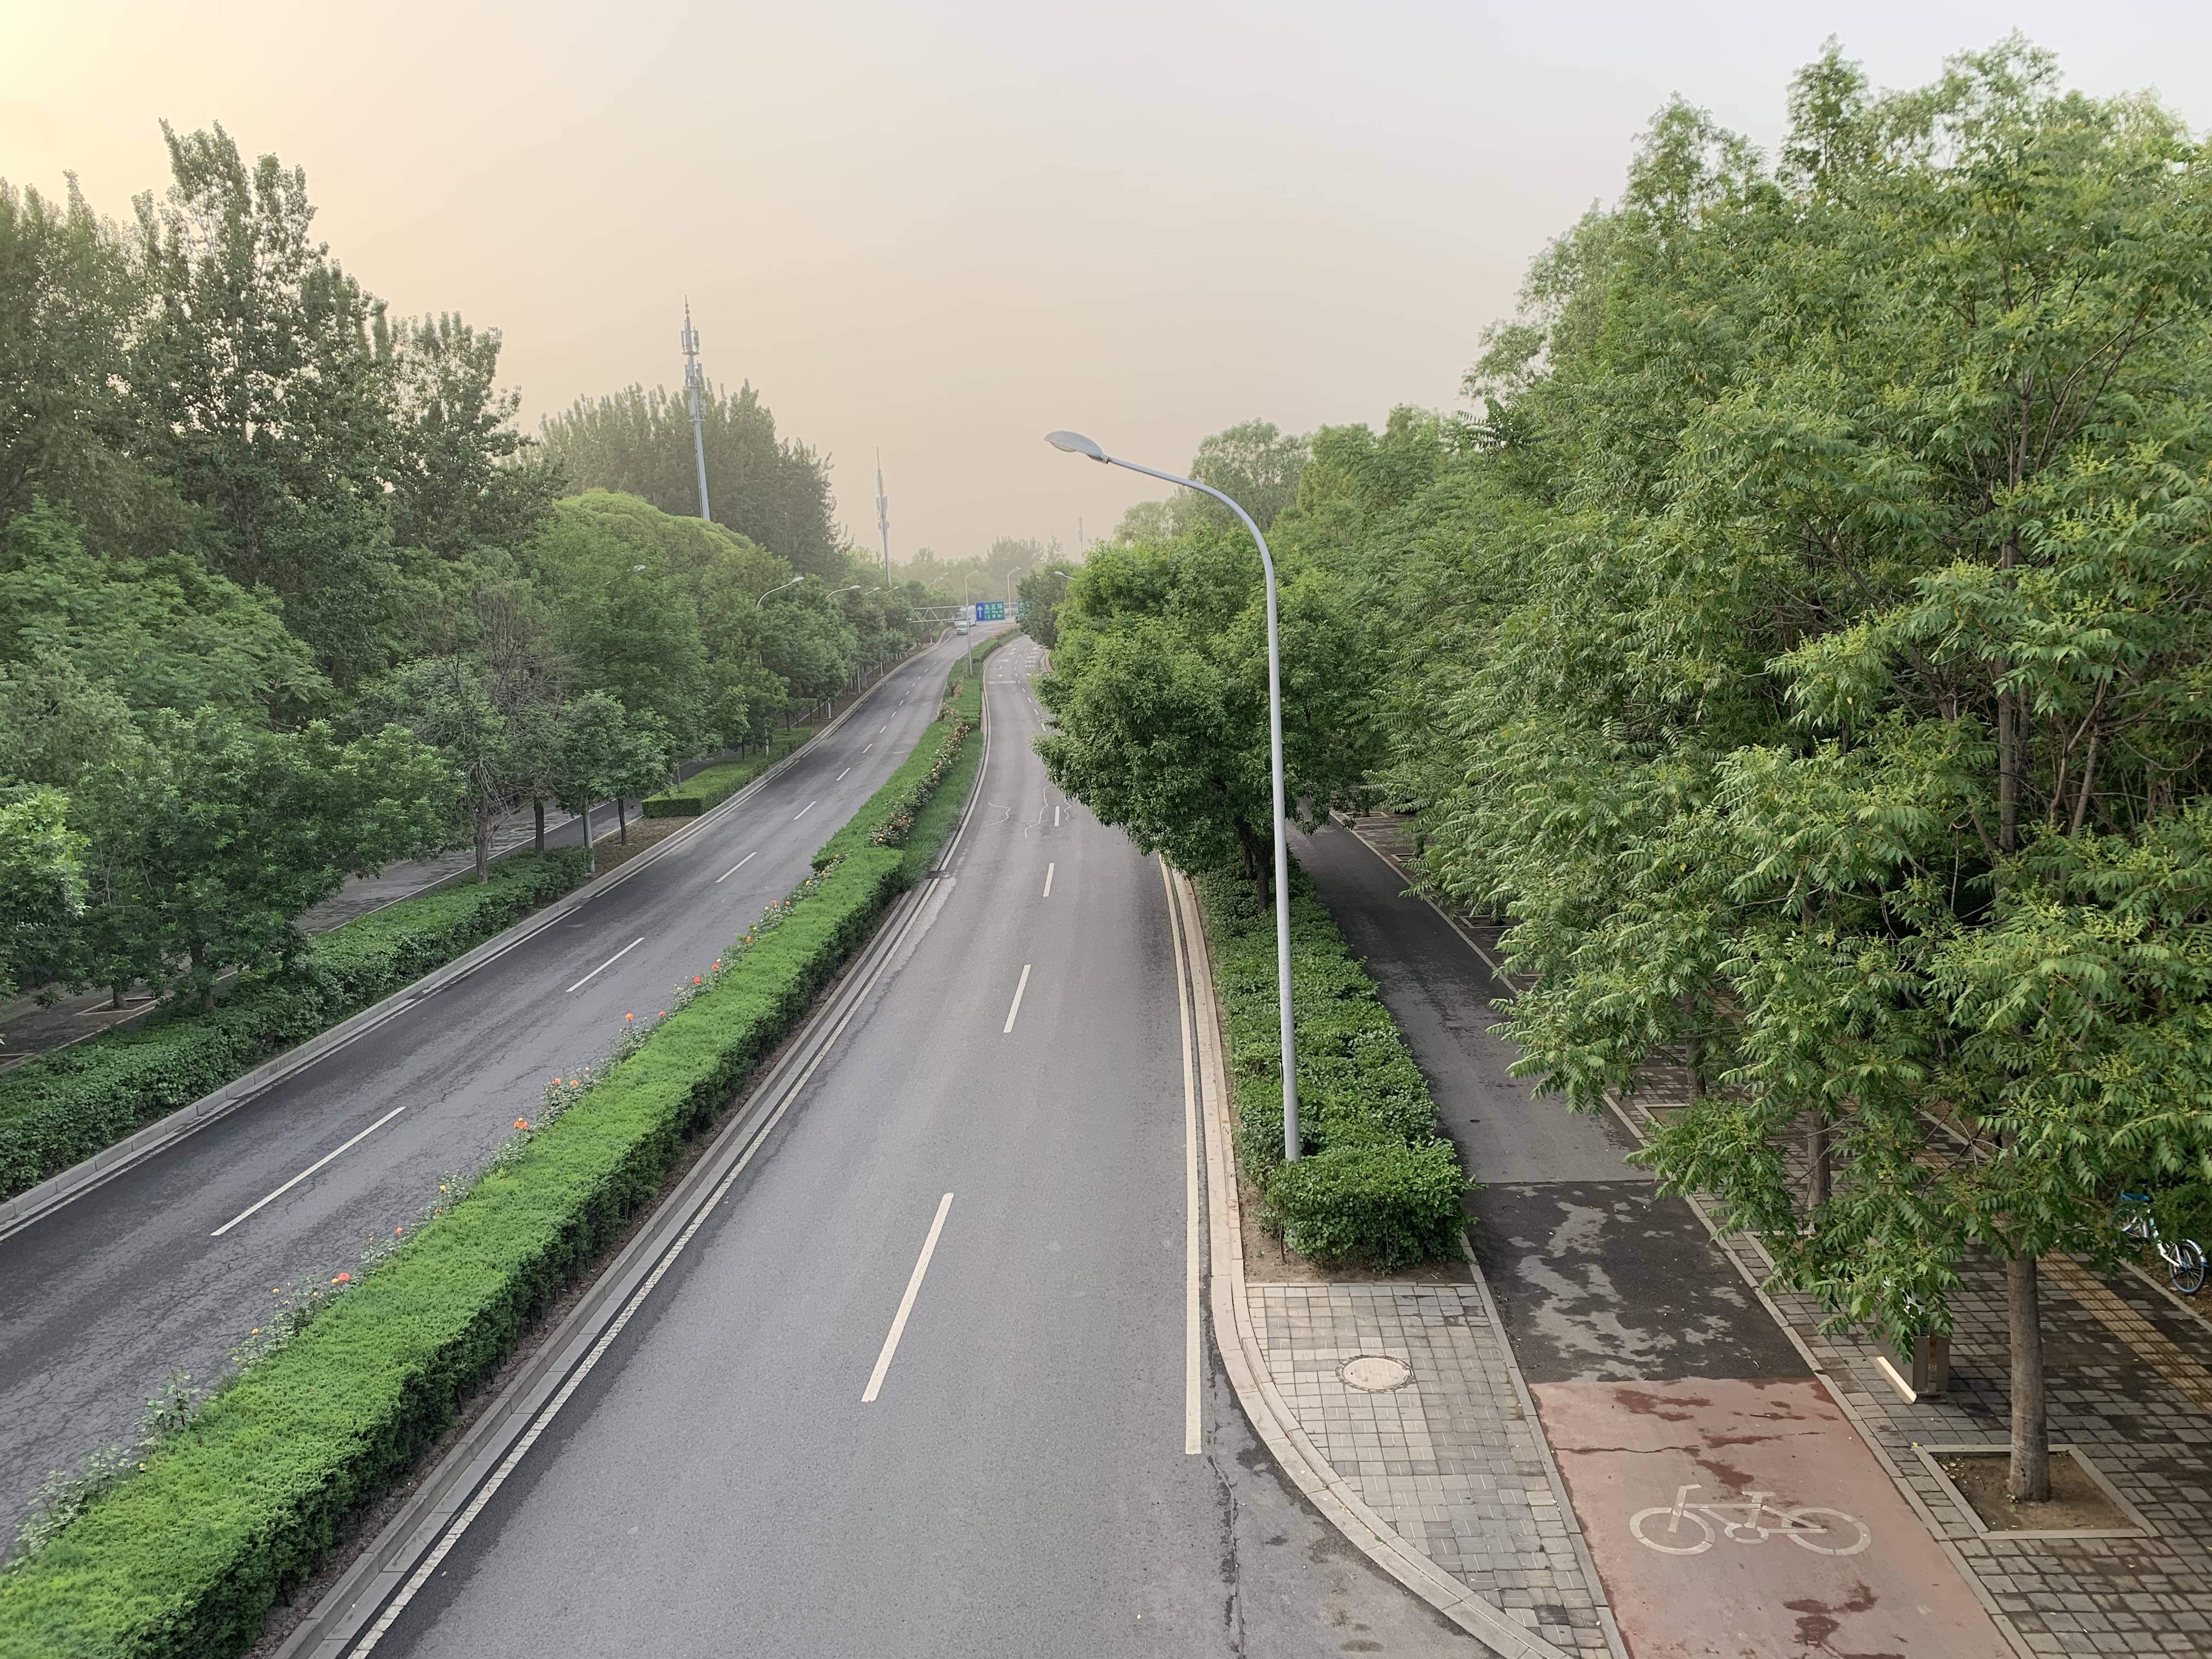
[0,852,589,1203]
[1189,861,1469,1269]
[641,729,810,817]
[0,708,982,1659]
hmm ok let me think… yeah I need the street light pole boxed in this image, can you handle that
[755,574,807,608]
[1044,430,1300,1162]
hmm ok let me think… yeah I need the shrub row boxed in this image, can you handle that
[640,726,811,818]
[0,699,985,1659]
[1190,861,1468,1271]
[0,852,590,1203]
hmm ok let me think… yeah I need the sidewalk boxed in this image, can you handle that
[1302,812,2212,1658]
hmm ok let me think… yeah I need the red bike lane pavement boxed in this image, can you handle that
[1537,1376,2010,1657]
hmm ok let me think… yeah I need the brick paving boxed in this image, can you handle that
[1249,1282,1620,1658]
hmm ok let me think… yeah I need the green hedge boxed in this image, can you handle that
[0,853,589,1203]
[0,705,983,1659]
[1190,862,1468,1271]
[641,727,811,818]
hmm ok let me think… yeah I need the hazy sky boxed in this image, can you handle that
[6,2,2212,561]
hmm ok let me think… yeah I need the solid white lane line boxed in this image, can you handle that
[794,800,817,820]
[1042,862,1055,899]
[1002,963,1032,1035]
[565,936,645,994]
[837,767,850,780]
[1164,860,1204,1454]
[713,851,758,883]
[862,1193,955,1403]
[211,1105,409,1237]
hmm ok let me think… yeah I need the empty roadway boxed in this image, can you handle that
[369,642,1471,1658]
[0,633,975,1534]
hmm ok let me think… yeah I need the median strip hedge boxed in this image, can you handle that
[1190,861,1468,1271]
[0,694,985,1659]
[0,851,589,1203]
[640,726,812,818]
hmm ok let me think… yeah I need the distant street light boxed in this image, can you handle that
[755,574,808,608]
[1045,428,1301,1162]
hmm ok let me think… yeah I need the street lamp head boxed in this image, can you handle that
[1045,430,1108,464]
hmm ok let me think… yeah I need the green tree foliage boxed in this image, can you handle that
[70,710,453,1008]
[0,501,325,723]
[1016,560,1077,648]
[382,312,563,561]
[1111,421,1311,544]
[1284,41,2212,1500]
[1036,528,1383,907]
[0,788,83,1003]
[538,382,845,577]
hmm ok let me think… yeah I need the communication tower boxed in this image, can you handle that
[681,301,711,522]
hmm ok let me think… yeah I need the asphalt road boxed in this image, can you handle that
[374,644,1473,1658]
[0,634,978,1536]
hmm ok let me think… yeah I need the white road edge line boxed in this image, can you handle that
[565,936,645,994]
[1163,859,1204,1454]
[211,1104,409,1237]
[794,800,817,820]
[1042,862,1055,899]
[1001,963,1032,1034]
[862,1192,955,1403]
[713,851,758,883]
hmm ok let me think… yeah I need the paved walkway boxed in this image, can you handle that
[1288,815,2038,1658]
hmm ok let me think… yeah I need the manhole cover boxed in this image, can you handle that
[1340,1355,1411,1392]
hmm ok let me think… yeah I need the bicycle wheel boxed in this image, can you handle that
[2114,1201,2152,1242]
[1782,1506,1871,1556]
[1629,1505,1714,1555]
[2169,1240,2207,1296]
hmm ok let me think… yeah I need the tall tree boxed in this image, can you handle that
[131,124,398,685]
[539,382,845,577]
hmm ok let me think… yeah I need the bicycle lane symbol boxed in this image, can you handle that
[1630,1483,1871,1556]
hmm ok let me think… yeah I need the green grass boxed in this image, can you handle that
[0,852,590,1203]
[641,727,814,818]
[1190,860,1469,1271]
[0,696,986,1659]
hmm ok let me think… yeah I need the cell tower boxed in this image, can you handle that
[875,450,891,583]
[680,301,711,522]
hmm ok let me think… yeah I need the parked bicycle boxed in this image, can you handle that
[2113,1193,2205,1295]
[1629,1485,1870,1556]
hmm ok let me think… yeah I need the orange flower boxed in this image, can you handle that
[515,1118,529,1130]
[624,1012,635,1020]
[332,1272,351,1284]
[394,1226,404,1235]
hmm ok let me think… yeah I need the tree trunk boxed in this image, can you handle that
[583,800,596,874]
[2007,1252,2051,1501]
[617,796,628,845]
[533,799,545,855]
[1807,1113,1829,1210]
[475,799,492,884]
[111,984,125,1011]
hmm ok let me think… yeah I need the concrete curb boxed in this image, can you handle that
[0,641,948,1244]
[1162,866,1569,1659]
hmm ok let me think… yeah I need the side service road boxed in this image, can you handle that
[0,635,969,1537]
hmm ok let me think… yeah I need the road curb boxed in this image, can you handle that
[268,662,997,1658]
[1161,865,1570,1659]
[0,640,949,1244]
